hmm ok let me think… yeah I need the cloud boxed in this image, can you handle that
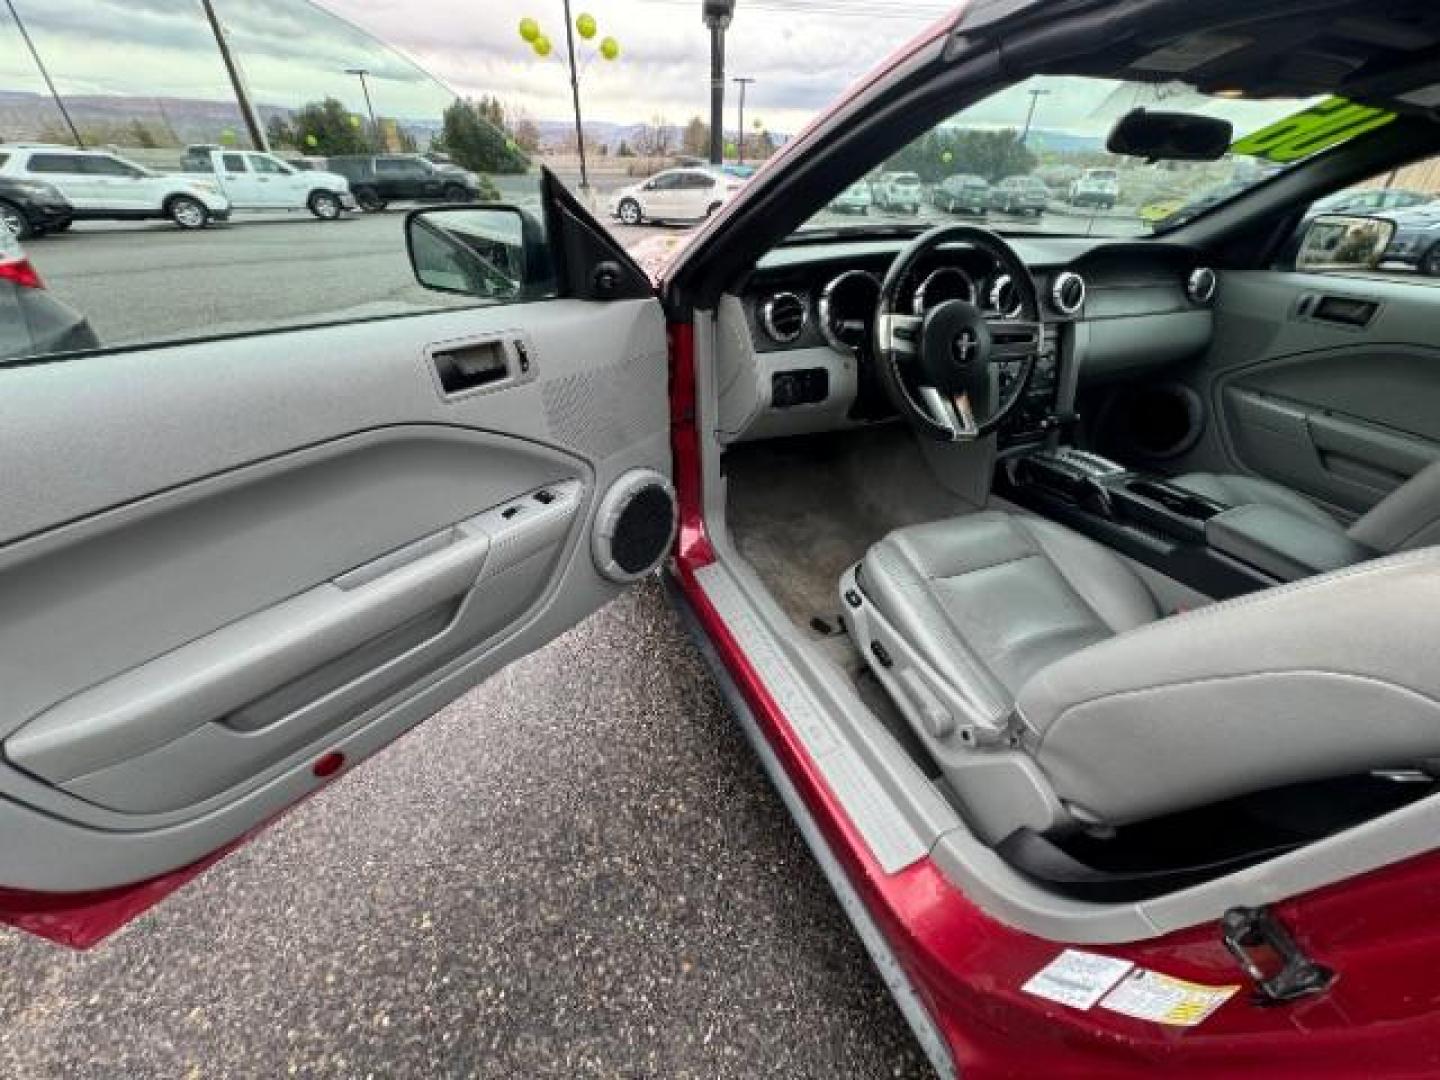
[1,0,929,130]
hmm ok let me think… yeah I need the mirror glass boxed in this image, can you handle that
[1297,213,1397,271]
[407,207,553,300]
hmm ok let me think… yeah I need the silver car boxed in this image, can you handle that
[0,229,99,361]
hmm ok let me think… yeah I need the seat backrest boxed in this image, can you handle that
[1349,459,1440,553]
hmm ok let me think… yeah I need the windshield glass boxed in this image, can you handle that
[797,75,1382,238]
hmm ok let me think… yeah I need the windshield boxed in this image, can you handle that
[799,75,1384,238]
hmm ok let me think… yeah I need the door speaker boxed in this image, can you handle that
[592,469,678,583]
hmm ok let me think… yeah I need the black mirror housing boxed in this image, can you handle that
[1108,108,1235,162]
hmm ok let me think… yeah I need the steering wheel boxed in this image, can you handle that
[874,225,1045,442]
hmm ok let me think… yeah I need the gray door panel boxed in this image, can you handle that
[1175,272,1440,515]
[0,297,669,892]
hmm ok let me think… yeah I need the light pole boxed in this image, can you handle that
[1020,86,1051,146]
[702,1,736,165]
[732,76,755,164]
[5,0,84,147]
[560,0,589,189]
[201,0,269,150]
[345,67,378,148]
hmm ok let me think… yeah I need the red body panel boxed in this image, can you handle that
[666,321,1440,1077]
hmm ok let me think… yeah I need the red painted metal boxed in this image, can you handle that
[666,318,1440,1076]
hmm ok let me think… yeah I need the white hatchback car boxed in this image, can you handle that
[609,167,741,226]
[0,145,231,229]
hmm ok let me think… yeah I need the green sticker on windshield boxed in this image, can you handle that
[1231,97,1396,164]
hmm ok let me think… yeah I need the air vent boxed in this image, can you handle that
[1187,267,1218,305]
[987,275,1023,319]
[1050,271,1087,316]
[760,291,807,344]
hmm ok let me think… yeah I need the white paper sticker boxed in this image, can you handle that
[1021,950,1135,1011]
[1099,969,1240,1027]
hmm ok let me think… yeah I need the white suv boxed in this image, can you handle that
[0,145,231,230]
[873,172,923,214]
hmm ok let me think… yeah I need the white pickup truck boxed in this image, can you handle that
[181,147,356,220]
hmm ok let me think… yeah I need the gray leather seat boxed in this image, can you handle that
[846,510,1440,844]
[1173,460,1440,554]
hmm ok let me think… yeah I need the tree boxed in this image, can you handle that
[265,114,297,150]
[889,127,1036,183]
[635,115,673,157]
[681,116,710,157]
[126,119,160,149]
[440,99,530,175]
[514,118,541,154]
[292,97,370,156]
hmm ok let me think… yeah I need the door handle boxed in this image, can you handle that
[7,523,494,784]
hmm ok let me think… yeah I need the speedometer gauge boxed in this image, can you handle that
[911,266,976,314]
[819,270,881,352]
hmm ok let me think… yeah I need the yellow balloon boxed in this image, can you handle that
[599,36,619,60]
[350,114,362,128]
[518,17,539,42]
[576,13,597,39]
[533,35,552,57]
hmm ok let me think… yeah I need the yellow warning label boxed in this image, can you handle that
[1231,97,1396,164]
[1098,969,1239,1027]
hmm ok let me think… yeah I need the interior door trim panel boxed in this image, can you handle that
[0,298,670,892]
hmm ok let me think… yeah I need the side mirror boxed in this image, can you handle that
[1296,213,1396,272]
[405,206,554,300]
[1108,108,1234,162]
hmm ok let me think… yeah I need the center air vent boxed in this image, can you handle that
[1050,271,1087,316]
[760,292,808,344]
[1187,267,1218,305]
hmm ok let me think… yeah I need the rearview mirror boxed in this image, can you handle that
[1296,213,1396,272]
[405,206,554,300]
[1107,108,1234,162]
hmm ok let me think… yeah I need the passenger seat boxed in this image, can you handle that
[1172,459,1440,555]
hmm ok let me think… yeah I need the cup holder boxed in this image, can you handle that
[1127,479,1223,521]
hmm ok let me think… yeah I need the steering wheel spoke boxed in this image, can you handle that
[877,312,922,357]
[918,385,979,440]
[988,318,1043,359]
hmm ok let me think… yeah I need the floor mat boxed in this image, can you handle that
[724,427,973,629]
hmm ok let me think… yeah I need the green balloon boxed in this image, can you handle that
[941,150,954,164]
[304,133,318,147]
[576,12,597,39]
[599,36,619,61]
[518,17,540,42]
[534,35,552,57]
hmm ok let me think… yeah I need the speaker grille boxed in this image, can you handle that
[612,485,675,574]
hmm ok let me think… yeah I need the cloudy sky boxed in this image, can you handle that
[0,0,948,133]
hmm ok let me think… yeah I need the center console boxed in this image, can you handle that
[998,448,1373,599]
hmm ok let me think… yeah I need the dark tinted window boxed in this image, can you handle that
[27,154,89,175]
[223,154,247,173]
[87,156,143,177]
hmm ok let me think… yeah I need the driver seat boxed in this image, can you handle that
[843,511,1440,844]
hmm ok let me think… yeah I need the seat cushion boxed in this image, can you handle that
[1170,472,1342,531]
[859,512,1160,725]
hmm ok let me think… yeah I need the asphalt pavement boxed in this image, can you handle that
[0,582,934,1079]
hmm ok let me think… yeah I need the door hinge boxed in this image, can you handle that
[1221,905,1334,1004]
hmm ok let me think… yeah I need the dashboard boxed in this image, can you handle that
[718,235,1219,447]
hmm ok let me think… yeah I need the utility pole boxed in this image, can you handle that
[702,1,735,165]
[1020,86,1051,146]
[201,0,269,151]
[561,0,590,189]
[732,76,755,164]
[5,0,83,147]
[345,68,378,148]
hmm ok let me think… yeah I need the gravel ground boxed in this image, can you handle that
[0,580,933,1079]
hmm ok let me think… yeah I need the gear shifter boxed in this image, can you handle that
[1013,448,1130,517]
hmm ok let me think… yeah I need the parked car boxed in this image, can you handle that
[990,174,1050,215]
[1315,186,1432,215]
[933,173,991,215]
[1380,202,1440,274]
[326,154,481,211]
[873,171,923,214]
[0,144,230,229]
[1068,167,1120,209]
[829,181,874,214]
[0,228,98,359]
[182,147,355,220]
[1153,178,1251,228]
[608,167,742,225]
[0,171,74,239]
